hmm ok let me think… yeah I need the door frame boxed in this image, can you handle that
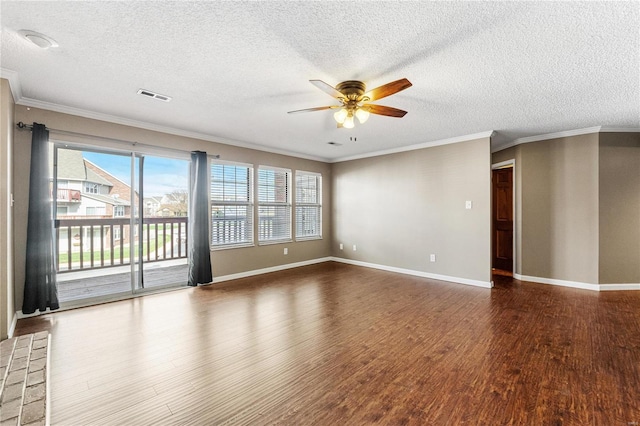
[491,159,517,274]
[52,141,191,307]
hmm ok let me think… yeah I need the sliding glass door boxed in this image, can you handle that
[53,145,190,303]
[136,154,190,292]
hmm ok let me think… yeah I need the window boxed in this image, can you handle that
[258,166,291,243]
[56,206,68,216]
[210,162,253,248]
[84,182,99,194]
[86,206,105,216]
[113,206,125,217]
[295,171,322,239]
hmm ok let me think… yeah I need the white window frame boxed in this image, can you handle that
[210,160,254,250]
[295,171,322,240]
[113,205,125,217]
[257,166,292,244]
[84,182,99,194]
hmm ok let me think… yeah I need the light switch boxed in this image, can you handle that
[465,200,473,209]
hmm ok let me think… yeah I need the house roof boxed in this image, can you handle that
[56,149,113,186]
[84,165,113,187]
[56,149,87,181]
[144,196,163,205]
[1,2,638,161]
[82,193,130,206]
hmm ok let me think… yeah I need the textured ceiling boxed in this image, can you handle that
[1,1,638,161]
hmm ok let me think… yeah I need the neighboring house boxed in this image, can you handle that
[143,196,163,217]
[55,149,138,251]
[144,193,187,217]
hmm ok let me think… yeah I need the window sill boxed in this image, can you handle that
[210,243,255,251]
[258,239,293,246]
[295,236,323,242]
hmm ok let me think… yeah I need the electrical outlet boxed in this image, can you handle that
[353,245,357,251]
[339,243,343,250]
[284,248,288,255]
[430,254,436,262]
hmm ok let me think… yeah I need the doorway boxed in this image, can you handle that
[53,145,190,304]
[492,163,514,275]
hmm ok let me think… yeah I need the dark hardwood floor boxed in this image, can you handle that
[13,262,640,425]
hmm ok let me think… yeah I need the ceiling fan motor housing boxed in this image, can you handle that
[336,81,367,101]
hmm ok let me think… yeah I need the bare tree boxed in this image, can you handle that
[159,189,188,217]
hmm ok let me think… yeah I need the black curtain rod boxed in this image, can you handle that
[16,121,35,130]
[15,121,219,158]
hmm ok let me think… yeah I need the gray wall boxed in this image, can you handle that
[332,137,492,284]
[1,79,15,339]
[599,133,640,284]
[519,134,600,284]
[12,105,332,312]
[493,132,640,285]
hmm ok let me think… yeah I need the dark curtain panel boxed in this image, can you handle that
[23,123,60,314]
[188,151,213,286]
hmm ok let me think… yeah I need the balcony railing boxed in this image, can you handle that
[56,189,82,202]
[55,217,188,272]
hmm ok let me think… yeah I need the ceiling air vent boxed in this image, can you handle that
[137,89,172,102]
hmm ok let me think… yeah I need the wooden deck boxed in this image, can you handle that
[57,262,189,302]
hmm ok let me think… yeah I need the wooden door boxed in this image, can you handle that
[492,167,513,272]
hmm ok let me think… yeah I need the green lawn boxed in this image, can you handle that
[58,235,172,264]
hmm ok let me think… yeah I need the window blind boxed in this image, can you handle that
[295,171,322,239]
[258,167,291,242]
[210,162,253,247]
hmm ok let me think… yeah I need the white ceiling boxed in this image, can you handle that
[1,1,638,162]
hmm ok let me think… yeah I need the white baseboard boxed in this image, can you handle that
[210,257,333,284]
[7,312,17,338]
[331,257,493,288]
[514,274,640,291]
[598,283,640,291]
[16,308,59,320]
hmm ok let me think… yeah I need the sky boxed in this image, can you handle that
[83,151,189,197]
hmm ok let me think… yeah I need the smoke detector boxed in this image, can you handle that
[17,30,58,49]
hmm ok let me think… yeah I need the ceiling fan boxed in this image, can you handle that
[287,78,412,128]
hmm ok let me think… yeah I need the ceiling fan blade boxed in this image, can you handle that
[310,80,346,99]
[363,78,412,101]
[287,106,339,114]
[363,104,408,117]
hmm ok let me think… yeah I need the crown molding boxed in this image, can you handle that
[16,97,330,163]
[599,127,640,133]
[491,126,640,153]
[0,68,23,102]
[492,126,604,153]
[330,130,495,163]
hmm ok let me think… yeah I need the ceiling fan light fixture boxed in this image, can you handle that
[333,108,348,124]
[343,113,355,129]
[355,108,370,124]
